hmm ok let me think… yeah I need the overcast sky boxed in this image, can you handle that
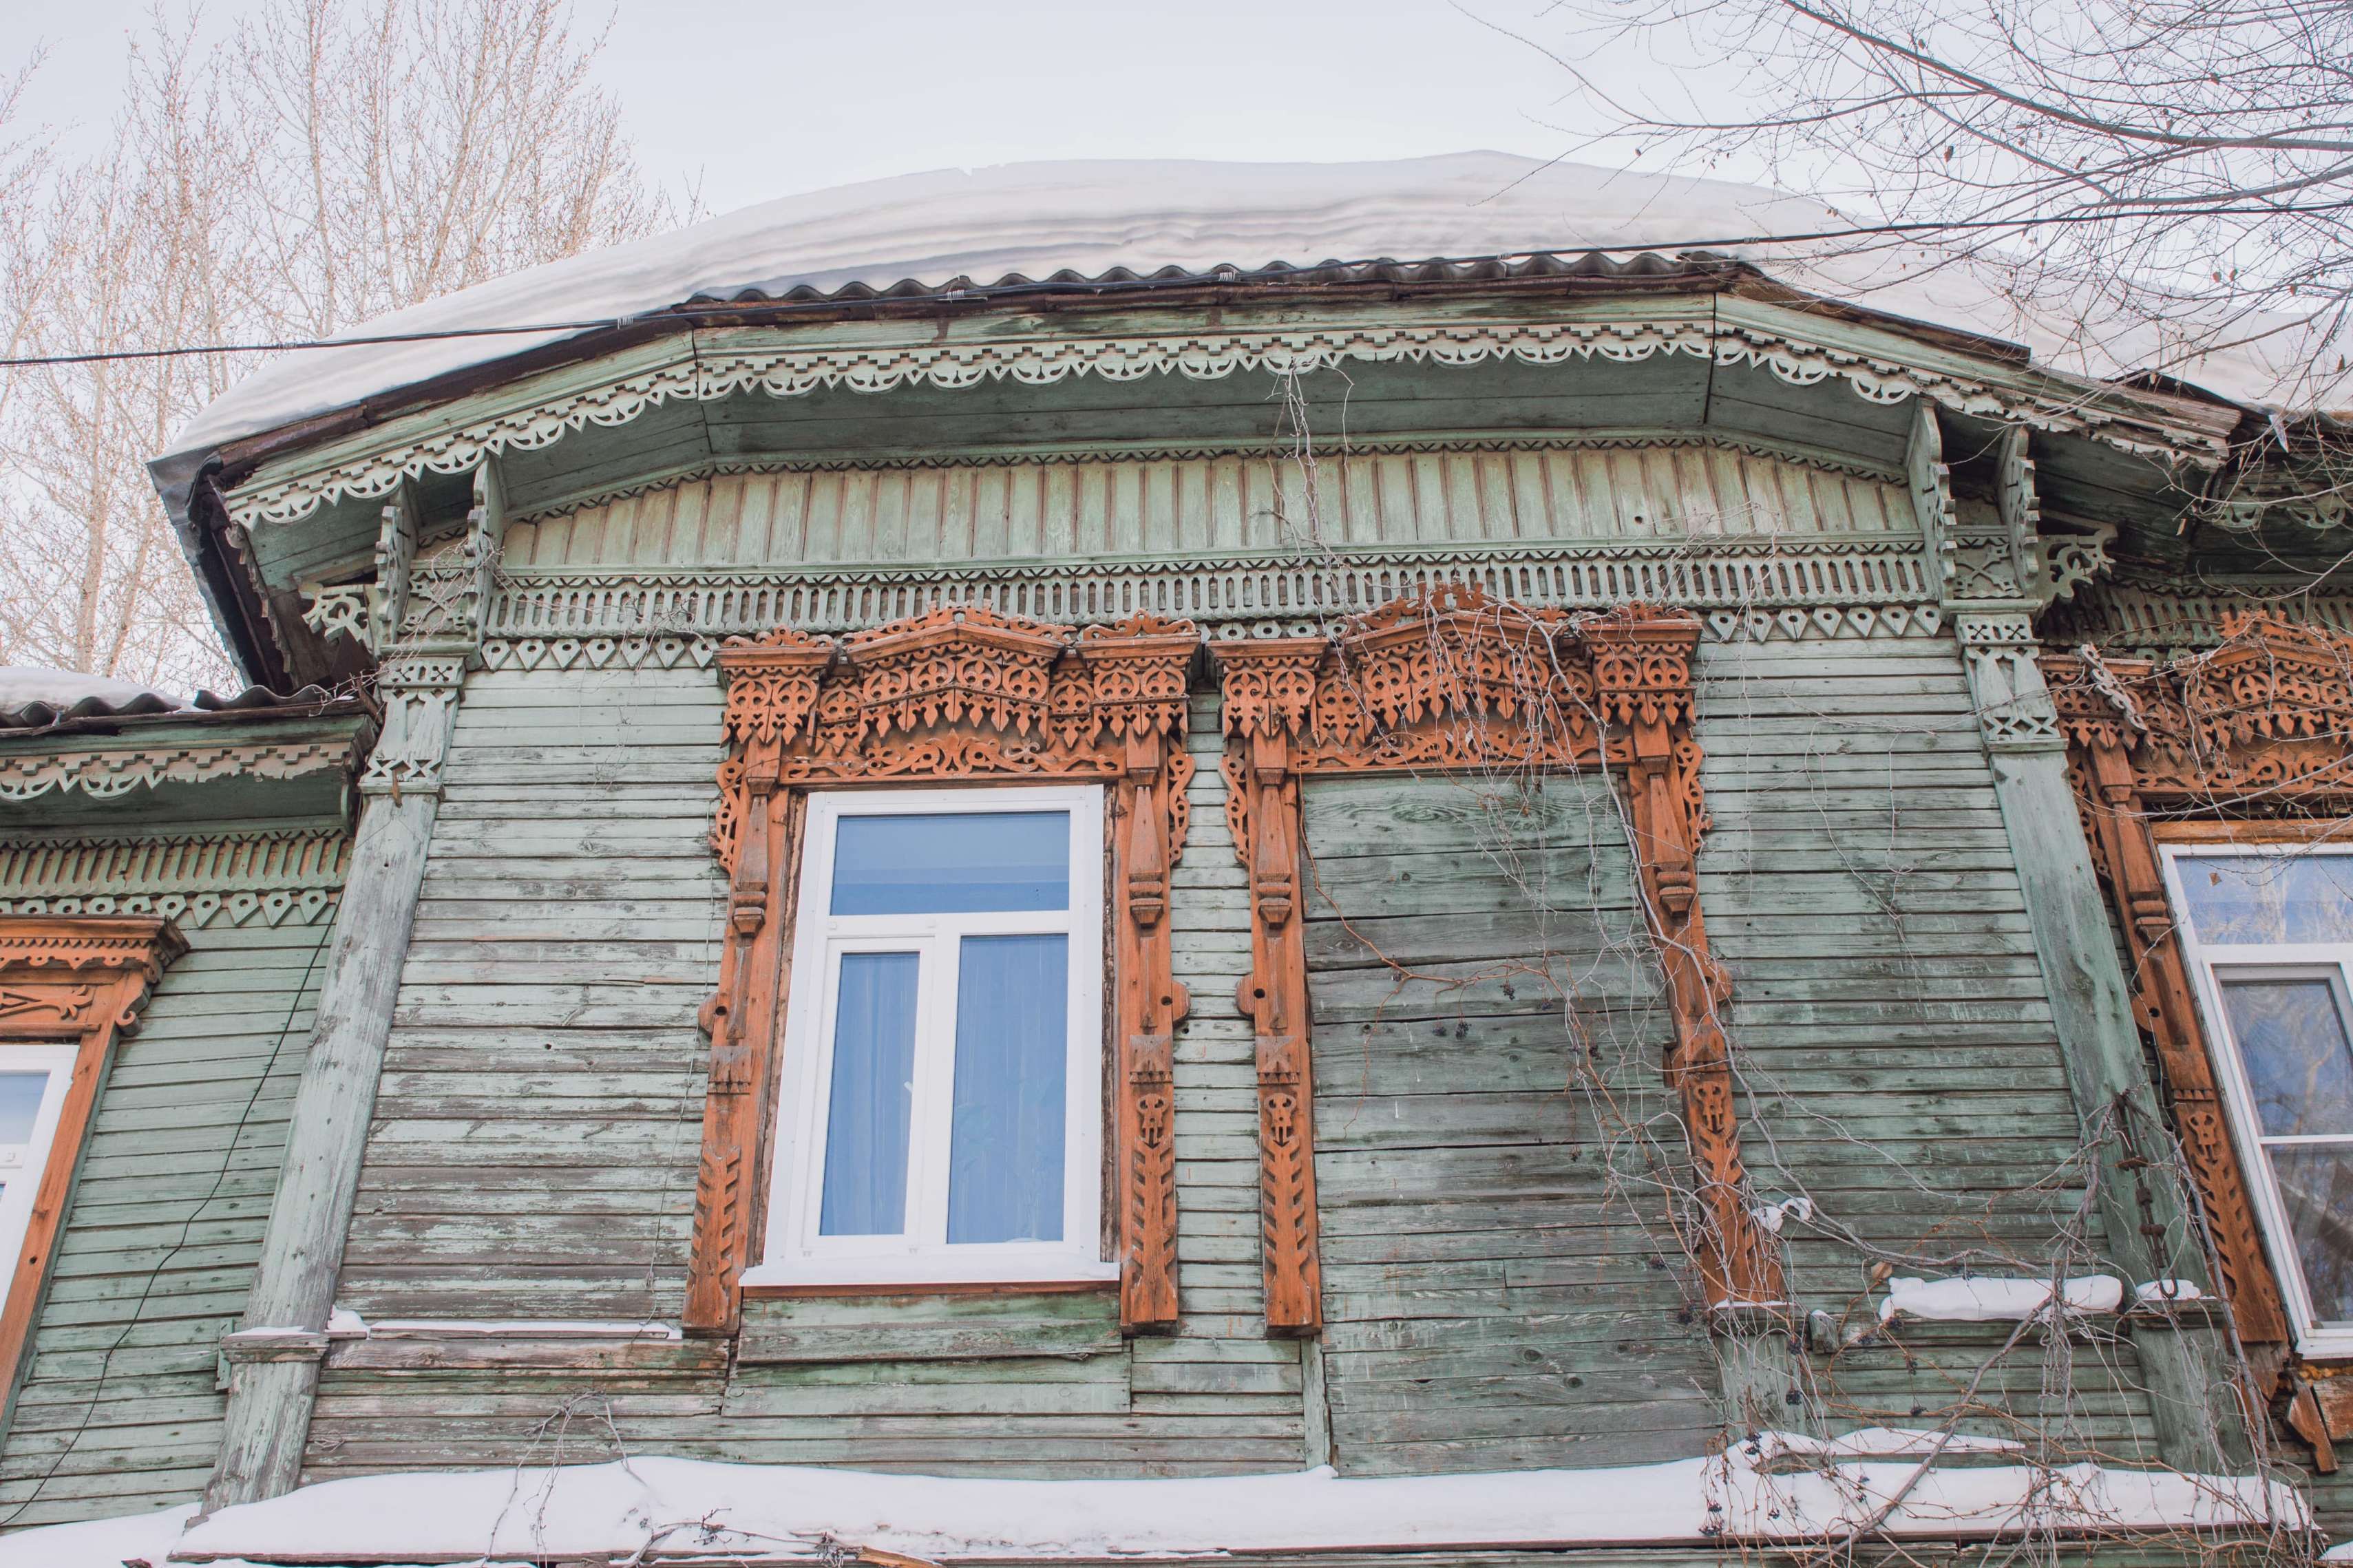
[5,0,1631,218]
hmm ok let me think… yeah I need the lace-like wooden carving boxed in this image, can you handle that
[2043,610,2353,1353]
[1211,586,1784,1329]
[0,916,185,1399]
[690,607,1198,1334]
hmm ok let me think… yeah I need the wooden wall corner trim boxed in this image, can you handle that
[691,611,1198,1335]
[0,915,187,1412]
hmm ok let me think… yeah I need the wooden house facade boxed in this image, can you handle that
[2,158,2350,1562]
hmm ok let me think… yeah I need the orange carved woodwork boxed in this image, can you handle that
[0,917,185,1396]
[1210,586,1785,1328]
[692,608,1197,1335]
[2043,609,2353,1354]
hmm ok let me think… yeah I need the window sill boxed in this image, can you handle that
[739,1258,1119,1298]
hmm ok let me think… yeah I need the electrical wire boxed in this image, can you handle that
[0,206,2317,372]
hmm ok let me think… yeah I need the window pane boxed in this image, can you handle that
[2269,1145,2353,1324]
[2177,856,2285,944]
[0,1074,45,1145]
[832,812,1070,915]
[819,953,920,1236]
[2220,977,2353,1137]
[947,934,1068,1244]
[2281,857,2353,944]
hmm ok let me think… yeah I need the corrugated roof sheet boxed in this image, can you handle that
[0,686,370,737]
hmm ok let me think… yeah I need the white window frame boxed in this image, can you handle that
[743,784,1112,1289]
[2162,842,2353,1357]
[0,1042,78,1311]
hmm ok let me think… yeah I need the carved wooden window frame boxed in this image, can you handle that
[1207,586,1786,1333]
[688,608,1196,1335]
[2044,610,2353,1368]
[0,917,185,1402]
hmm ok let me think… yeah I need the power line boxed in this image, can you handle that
[0,205,2323,372]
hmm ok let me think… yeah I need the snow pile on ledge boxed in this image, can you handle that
[1881,1275,2125,1323]
[2135,1279,2208,1306]
[0,1443,2277,1567]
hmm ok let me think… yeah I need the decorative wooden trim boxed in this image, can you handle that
[740,1278,1121,1301]
[1210,586,1786,1329]
[690,607,1198,1335]
[0,916,185,1405]
[2042,608,2353,1353]
[465,536,1945,668]
[224,299,2233,529]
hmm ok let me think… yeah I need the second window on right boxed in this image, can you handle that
[2166,843,2353,1355]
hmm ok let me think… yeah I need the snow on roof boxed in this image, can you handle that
[6,1443,2307,1567]
[163,153,2289,472]
[0,666,176,717]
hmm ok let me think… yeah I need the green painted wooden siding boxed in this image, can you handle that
[502,447,1910,571]
[1689,634,2163,1455]
[334,665,725,1323]
[1300,773,1716,1476]
[308,682,1307,1478]
[0,913,334,1527]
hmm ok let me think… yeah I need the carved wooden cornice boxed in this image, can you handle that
[2039,608,2353,1356]
[692,607,1199,1334]
[0,915,188,1400]
[0,737,364,803]
[1210,586,1785,1328]
[222,301,2235,531]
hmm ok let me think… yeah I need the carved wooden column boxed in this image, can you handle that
[1587,615,1786,1311]
[209,465,497,1510]
[1212,640,1325,1335]
[1912,399,2252,1470]
[687,611,1197,1335]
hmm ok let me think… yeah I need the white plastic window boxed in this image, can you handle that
[0,1044,76,1304]
[745,785,1111,1288]
[2164,844,2353,1356]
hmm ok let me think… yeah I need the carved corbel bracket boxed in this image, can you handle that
[688,609,1199,1335]
[360,652,469,800]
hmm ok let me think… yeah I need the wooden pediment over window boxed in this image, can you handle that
[2043,610,2353,1359]
[692,608,1198,1335]
[0,916,185,1397]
